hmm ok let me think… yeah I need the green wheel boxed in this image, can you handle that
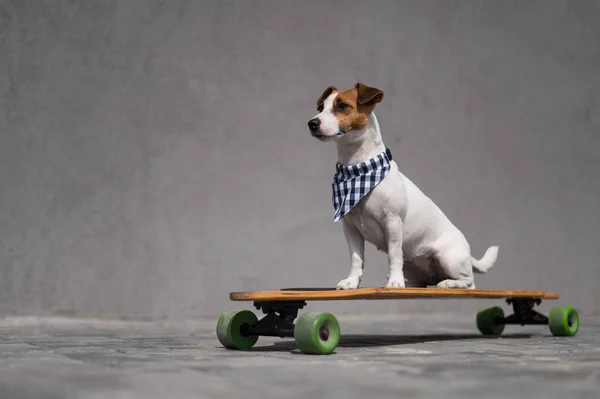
[476,306,505,335]
[216,309,259,350]
[294,312,340,355]
[548,306,579,336]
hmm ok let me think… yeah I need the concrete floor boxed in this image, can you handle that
[0,313,598,399]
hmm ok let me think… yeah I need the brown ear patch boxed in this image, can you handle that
[317,86,337,112]
[330,83,385,133]
[355,82,384,106]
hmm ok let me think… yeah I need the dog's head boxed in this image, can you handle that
[307,82,384,141]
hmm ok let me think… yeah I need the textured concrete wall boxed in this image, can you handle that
[1,0,599,318]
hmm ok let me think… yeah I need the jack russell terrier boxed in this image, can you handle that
[307,82,499,290]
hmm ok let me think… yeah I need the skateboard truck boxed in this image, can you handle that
[501,298,548,326]
[249,301,306,338]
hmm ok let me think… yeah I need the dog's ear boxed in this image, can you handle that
[316,86,336,112]
[355,82,384,106]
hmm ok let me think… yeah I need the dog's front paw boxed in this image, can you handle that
[385,277,406,289]
[337,276,361,290]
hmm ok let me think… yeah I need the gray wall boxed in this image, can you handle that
[1,0,599,318]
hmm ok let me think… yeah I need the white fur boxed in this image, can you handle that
[311,93,499,290]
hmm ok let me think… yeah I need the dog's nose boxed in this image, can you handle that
[308,118,321,132]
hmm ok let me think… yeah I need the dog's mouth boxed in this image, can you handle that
[311,129,346,141]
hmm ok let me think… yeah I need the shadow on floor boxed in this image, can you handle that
[247,333,533,353]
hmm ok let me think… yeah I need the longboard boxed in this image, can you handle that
[217,287,579,355]
[229,287,560,301]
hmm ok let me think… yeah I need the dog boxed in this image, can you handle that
[307,82,499,290]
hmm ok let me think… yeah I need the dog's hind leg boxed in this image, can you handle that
[434,249,476,289]
[437,277,475,289]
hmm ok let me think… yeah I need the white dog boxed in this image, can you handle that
[307,82,499,290]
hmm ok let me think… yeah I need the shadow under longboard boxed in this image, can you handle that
[246,332,534,353]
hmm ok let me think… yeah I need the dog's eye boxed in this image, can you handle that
[337,103,350,110]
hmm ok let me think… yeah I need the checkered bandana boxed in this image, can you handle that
[331,148,393,222]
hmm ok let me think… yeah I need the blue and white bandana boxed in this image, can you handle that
[331,148,393,222]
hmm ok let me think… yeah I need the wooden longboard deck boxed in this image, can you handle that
[230,287,560,302]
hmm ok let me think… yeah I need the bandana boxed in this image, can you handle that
[331,148,393,222]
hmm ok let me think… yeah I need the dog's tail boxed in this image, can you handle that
[472,245,499,273]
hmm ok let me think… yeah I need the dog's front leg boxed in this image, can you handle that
[336,219,365,290]
[384,217,405,288]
